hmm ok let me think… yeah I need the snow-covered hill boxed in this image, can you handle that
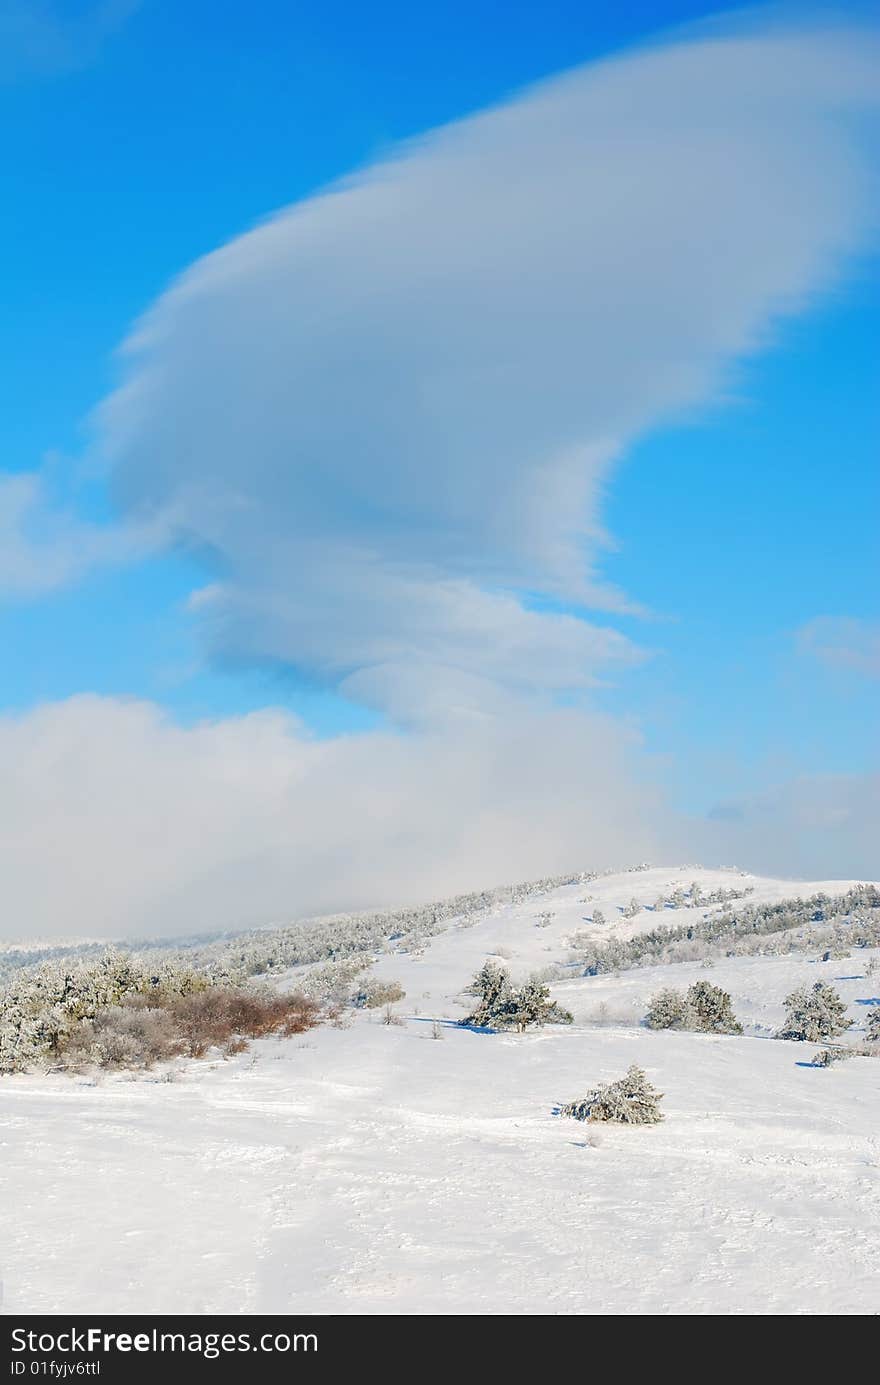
[2,865,879,1315]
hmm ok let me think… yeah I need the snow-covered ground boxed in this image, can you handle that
[2,866,879,1315]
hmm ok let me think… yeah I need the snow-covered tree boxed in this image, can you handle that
[777,981,852,1042]
[561,1064,664,1124]
[592,908,605,926]
[644,988,690,1030]
[867,1006,880,1043]
[462,963,571,1031]
[686,980,743,1034]
[505,979,573,1032]
[645,981,741,1034]
[623,898,640,919]
[690,882,703,907]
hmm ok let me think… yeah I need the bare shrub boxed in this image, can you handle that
[60,1003,184,1070]
[166,988,320,1055]
[57,986,322,1070]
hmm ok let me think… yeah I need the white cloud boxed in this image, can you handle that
[1,695,875,943]
[0,470,162,599]
[0,695,667,940]
[795,616,880,678]
[95,17,880,719]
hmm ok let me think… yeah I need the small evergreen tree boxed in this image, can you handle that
[644,981,741,1034]
[644,987,690,1030]
[462,960,512,1025]
[462,963,571,1031]
[624,898,640,918]
[867,1006,880,1043]
[592,908,605,926]
[690,882,702,907]
[687,980,743,1034]
[506,979,573,1033]
[561,1064,663,1124]
[777,981,852,1042]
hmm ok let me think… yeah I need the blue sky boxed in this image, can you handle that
[0,1,878,938]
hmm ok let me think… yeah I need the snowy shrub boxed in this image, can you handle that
[462,962,572,1031]
[561,1065,664,1124]
[645,982,741,1034]
[350,977,406,1009]
[811,1046,853,1067]
[591,909,606,926]
[867,1007,880,1043]
[623,898,640,919]
[295,958,371,1004]
[777,981,852,1042]
[822,948,851,962]
[644,988,691,1030]
[59,1003,186,1070]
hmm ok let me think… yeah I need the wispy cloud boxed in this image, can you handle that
[0,470,162,598]
[795,616,880,679]
[0,0,139,83]
[96,17,880,721]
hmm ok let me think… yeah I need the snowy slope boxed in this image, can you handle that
[2,866,879,1316]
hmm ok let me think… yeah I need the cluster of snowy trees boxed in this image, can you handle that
[0,947,332,1074]
[462,961,573,1032]
[0,951,211,1074]
[645,981,743,1034]
[572,886,880,975]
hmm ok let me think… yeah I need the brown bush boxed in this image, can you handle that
[165,988,321,1056]
[56,986,321,1069]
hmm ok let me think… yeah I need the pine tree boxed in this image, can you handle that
[867,1006,880,1043]
[592,908,605,926]
[644,988,690,1030]
[624,898,640,919]
[686,980,743,1034]
[644,981,741,1034]
[461,963,571,1031]
[777,981,852,1042]
[561,1064,664,1124]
